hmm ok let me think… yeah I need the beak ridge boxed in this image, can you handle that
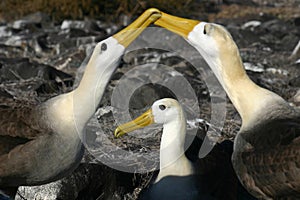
[114,109,154,138]
[154,11,200,38]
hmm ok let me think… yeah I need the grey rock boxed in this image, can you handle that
[0,57,73,94]
[61,20,105,35]
[9,12,50,30]
[16,164,116,200]
[0,26,12,38]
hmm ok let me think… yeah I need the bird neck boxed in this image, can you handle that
[156,111,194,182]
[72,42,123,130]
[207,45,284,126]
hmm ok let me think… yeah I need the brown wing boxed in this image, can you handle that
[236,115,300,199]
[0,97,49,156]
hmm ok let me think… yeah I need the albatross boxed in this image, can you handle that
[153,11,300,199]
[115,98,215,200]
[0,8,161,193]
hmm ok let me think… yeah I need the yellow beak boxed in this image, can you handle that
[113,8,161,47]
[154,11,200,38]
[114,109,154,138]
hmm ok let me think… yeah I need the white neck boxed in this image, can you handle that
[212,52,284,126]
[72,37,124,132]
[190,33,284,126]
[155,110,194,182]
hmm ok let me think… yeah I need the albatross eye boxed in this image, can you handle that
[159,105,166,110]
[203,27,207,35]
[101,43,107,51]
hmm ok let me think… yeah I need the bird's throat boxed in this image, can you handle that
[156,113,193,182]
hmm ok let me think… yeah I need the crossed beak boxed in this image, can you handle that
[113,8,200,46]
[113,8,161,47]
[154,11,200,38]
[114,109,154,138]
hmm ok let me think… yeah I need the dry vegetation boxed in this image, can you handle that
[0,0,204,22]
[1,0,300,22]
[208,4,300,21]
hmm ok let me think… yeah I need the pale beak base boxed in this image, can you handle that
[154,11,200,38]
[114,109,154,138]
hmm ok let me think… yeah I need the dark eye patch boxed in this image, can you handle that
[159,105,166,110]
[101,43,107,51]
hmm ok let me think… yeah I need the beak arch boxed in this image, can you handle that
[113,8,161,47]
[114,109,154,138]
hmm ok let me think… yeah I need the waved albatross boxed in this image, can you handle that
[153,12,300,199]
[0,8,162,191]
[115,98,215,200]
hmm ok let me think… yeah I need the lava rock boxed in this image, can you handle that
[0,57,73,94]
[9,12,51,31]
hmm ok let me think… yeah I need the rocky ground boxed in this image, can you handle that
[0,1,299,199]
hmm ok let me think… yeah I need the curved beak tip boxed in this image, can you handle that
[114,128,123,138]
[113,109,154,138]
[113,8,162,47]
[146,8,160,13]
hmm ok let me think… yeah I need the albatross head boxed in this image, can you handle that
[83,8,162,75]
[153,12,237,58]
[114,98,183,138]
[152,98,182,124]
[154,12,245,85]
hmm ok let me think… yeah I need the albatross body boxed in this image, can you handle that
[115,98,215,200]
[153,12,300,199]
[0,8,161,189]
